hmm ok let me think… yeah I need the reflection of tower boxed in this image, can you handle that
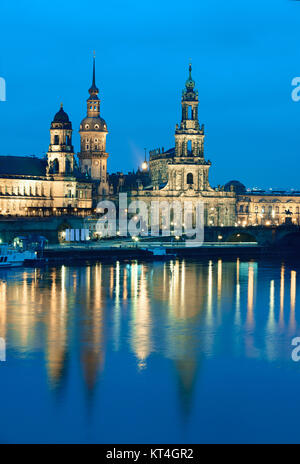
[47,104,75,176]
[164,260,203,417]
[130,264,152,369]
[81,266,105,391]
[267,280,275,331]
[235,258,241,325]
[217,259,222,312]
[246,264,254,328]
[46,267,68,388]
[279,265,285,327]
[174,358,199,418]
[78,55,109,197]
[289,270,296,330]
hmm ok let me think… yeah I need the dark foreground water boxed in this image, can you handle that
[0,257,300,443]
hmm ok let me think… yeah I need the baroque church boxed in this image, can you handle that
[0,60,300,228]
[114,64,237,227]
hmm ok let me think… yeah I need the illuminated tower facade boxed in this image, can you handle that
[78,56,109,196]
[175,64,204,159]
[150,64,212,191]
[47,104,75,176]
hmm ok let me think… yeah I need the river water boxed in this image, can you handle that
[0,257,299,443]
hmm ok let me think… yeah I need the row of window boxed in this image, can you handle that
[0,185,47,196]
[84,138,102,151]
[239,205,300,213]
[83,123,101,130]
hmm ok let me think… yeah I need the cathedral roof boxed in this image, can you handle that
[0,156,47,177]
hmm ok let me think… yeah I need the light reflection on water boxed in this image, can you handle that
[0,258,299,443]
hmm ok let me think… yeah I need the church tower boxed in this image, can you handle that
[78,56,109,196]
[175,64,204,159]
[150,64,212,191]
[47,104,75,176]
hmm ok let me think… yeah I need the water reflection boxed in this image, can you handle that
[290,270,297,331]
[0,258,298,409]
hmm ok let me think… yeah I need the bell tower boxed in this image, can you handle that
[175,64,204,159]
[162,64,213,192]
[78,55,109,196]
[47,104,74,176]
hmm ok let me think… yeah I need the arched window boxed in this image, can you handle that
[187,173,193,185]
[54,135,59,145]
[65,159,71,173]
[53,159,59,174]
[187,140,192,155]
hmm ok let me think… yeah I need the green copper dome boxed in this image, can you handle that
[185,63,195,91]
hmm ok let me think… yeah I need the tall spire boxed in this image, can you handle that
[89,52,99,97]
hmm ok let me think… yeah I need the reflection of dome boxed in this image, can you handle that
[51,104,72,129]
[224,180,246,194]
[79,117,107,132]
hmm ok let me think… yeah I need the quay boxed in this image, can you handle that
[43,240,264,263]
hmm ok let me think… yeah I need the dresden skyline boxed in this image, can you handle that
[1,0,300,190]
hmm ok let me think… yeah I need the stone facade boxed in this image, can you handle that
[237,193,300,226]
[0,102,93,217]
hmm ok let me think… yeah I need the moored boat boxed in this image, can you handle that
[0,244,37,268]
[0,235,48,268]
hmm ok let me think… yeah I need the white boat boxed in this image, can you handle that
[0,244,37,268]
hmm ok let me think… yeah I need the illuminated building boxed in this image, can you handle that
[0,61,299,226]
[111,65,237,227]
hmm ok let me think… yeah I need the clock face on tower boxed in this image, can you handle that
[94,161,99,166]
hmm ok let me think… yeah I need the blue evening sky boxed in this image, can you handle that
[0,0,300,189]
